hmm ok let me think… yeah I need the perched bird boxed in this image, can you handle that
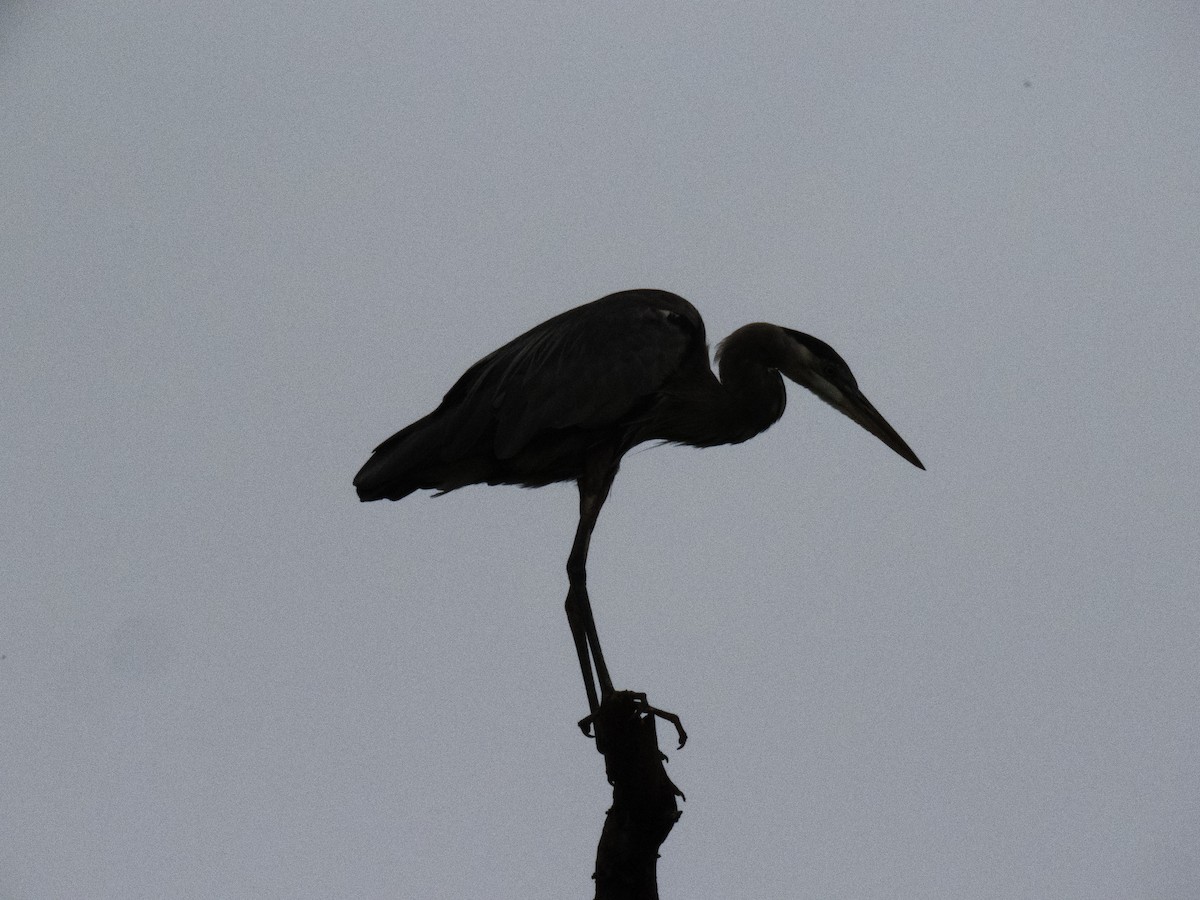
[355,289,923,716]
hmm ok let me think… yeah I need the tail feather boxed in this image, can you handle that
[353,412,443,502]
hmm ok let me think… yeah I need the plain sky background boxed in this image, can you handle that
[4,2,1199,898]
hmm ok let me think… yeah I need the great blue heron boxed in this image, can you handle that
[355,289,923,717]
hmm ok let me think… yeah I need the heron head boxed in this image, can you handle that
[778,328,925,469]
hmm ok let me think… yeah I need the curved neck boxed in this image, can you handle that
[651,325,788,448]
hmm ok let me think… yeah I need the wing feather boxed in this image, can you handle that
[441,290,704,459]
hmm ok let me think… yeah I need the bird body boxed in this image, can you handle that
[355,288,923,716]
[355,290,705,500]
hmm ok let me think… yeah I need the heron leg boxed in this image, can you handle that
[566,466,618,714]
[565,584,599,715]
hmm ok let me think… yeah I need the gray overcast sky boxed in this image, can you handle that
[4,2,1199,898]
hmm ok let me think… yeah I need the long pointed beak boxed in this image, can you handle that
[833,385,925,470]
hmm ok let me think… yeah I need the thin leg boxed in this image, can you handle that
[565,584,599,715]
[582,591,613,697]
[565,465,618,714]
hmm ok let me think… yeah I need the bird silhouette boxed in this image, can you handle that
[355,289,923,716]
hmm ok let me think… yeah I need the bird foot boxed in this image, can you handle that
[578,691,688,749]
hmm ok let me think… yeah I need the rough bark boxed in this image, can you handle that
[583,691,686,900]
